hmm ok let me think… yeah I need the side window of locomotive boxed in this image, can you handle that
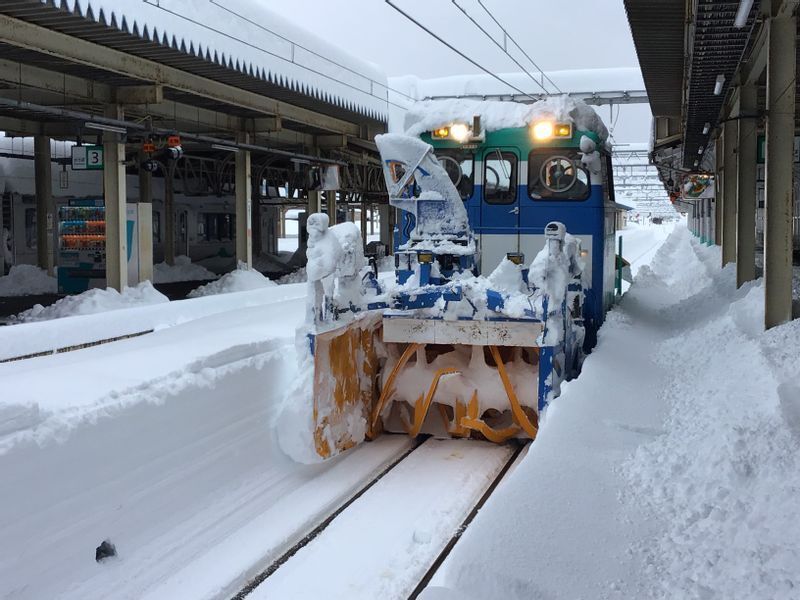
[528,150,590,201]
[602,153,616,205]
[483,150,517,204]
[437,150,474,200]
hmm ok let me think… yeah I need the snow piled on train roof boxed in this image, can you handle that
[403,96,609,142]
[41,0,389,120]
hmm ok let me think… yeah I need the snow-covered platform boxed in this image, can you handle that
[425,226,800,600]
[1,224,798,600]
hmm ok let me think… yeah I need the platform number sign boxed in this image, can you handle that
[71,145,104,170]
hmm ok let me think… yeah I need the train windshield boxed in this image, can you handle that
[436,149,474,200]
[528,149,590,201]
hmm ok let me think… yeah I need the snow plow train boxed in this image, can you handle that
[297,99,617,460]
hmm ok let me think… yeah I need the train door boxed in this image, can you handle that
[480,148,519,273]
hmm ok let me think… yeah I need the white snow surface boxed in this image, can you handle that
[152,255,217,283]
[429,225,800,600]
[404,96,609,142]
[0,264,57,296]
[13,281,168,323]
[42,0,388,120]
[188,262,276,297]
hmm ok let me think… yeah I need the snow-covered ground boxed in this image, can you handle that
[427,226,800,600]
[2,223,798,600]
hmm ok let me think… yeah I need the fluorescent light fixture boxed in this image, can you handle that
[698,146,705,155]
[702,122,711,135]
[211,143,239,152]
[734,0,754,28]
[713,74,726,96]
[84,121,126,135]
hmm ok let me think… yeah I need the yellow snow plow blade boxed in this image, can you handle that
[311,316,541,460]
[311,316,382,459]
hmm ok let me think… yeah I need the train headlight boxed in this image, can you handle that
[432,127,450,139]
[532,121,554,140]
[450,123,470,142]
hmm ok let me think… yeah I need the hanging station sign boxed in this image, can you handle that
[71,145,104,170]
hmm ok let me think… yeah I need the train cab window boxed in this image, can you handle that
[437,150,474,200]
[483,150,517,204]
[528,150,590,201]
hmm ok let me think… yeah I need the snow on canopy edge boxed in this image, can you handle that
[403,96,609,143]
[38,0,389,122]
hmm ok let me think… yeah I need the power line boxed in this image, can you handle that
[385,0,539,102]
[140,0,412,112]
[476,0,562,94]
[450,0,550,95]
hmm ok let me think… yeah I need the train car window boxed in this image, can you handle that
[436,150,474,200]
[198,213,236,242]
[153,211,161,243]
[25,208,36,249]
[528,150,590,201]
[484,150,517,204]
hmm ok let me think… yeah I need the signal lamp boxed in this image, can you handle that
[554,123,572,137]
[532,121,554,140]
[432,127,450,139]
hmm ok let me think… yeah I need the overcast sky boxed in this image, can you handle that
[260,0,649,142]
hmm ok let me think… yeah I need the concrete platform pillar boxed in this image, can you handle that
[33,135,54,273]
[235,132,252,267]
[103,106,127,291]
[764,11,797,328]
[722,118,738,266]
[736,83,758,287]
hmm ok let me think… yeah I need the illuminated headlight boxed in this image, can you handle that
[554,123,572,137]
[532,121,554,140]
[432,127,450,139]
[450,123,470,142]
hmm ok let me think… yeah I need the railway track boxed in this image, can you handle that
[232,437,528,600]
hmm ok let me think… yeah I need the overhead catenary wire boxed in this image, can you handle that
[450,0,550,95]
[384,0,541,103]
[476,0,562,94]
[140,0,413,111]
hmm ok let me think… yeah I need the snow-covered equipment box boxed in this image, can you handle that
[291,132,590,461]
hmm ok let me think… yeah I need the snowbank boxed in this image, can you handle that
[14,281,168,322]
[153,255,217,283]
[430,225,800,600]
[404,96,608,142]
[188,263,276,297]
[0,264,57,296]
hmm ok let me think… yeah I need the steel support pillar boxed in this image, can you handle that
[164,162,175,266]
[379,203,391,249]
[714,135,723,246]
[764,12,797,328]
[326,190,338,224]
[103,105,127,290]
[33,135,53,273]
[308,190,321,215]
[736,83,758,287]
[722,119,738,265]
[360,202,368,249]
[137,151,154,283]
[235,132,253,267]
